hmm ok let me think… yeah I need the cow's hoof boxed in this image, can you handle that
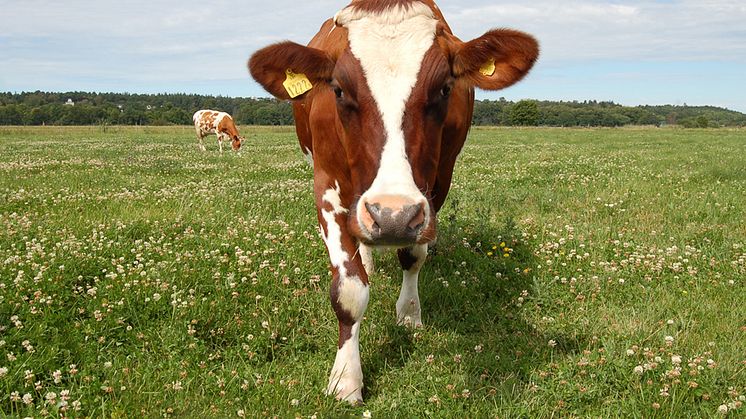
[396,298,422,328]
[326,377,363,405]
[397,314,423,328]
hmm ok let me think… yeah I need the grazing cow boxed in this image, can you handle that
[249,0,538,403]
[193,110,244,152]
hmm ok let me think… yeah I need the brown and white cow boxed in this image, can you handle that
[193,110,244,152]
[249,0,538,403]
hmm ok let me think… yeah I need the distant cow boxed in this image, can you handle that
[249,0,538,403]
[193,110,244,152]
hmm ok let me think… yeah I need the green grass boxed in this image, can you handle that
[1,125,745,418]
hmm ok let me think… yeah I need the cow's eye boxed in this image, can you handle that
[440,84,451,98]
[334,86,344,99]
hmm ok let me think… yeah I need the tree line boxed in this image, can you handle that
[1,91,744,127]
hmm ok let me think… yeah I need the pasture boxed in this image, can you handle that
[1,125,744,418]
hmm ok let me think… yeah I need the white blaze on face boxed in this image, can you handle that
[337,3,437,211]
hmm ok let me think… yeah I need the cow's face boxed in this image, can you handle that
[232,136,244,151]
[249,1,538,246]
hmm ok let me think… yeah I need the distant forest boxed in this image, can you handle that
[1,91,745,128]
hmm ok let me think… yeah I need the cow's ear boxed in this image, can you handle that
[452,29,538,91]
[249,41,336,100]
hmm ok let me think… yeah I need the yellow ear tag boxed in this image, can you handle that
[479,58,496,77]
[283,69,313,98]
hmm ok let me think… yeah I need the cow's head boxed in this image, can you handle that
[232,136,244,152]
[249,1,538,246]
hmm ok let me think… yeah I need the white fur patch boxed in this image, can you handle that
[321,182,369,320]
[338,3,436,221]
[321,182,350,277]
[337,274,369,321]
[322,181,347,215]
[327,322,363,402]
[396,244,428,327]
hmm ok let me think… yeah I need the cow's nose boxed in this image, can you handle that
[360,196,425,244]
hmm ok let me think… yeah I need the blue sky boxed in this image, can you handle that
[1,0,745,112]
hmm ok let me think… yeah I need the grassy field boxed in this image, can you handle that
[1,125,745,418]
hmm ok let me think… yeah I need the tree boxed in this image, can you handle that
[0,105,24,125]
[509,100,540,126]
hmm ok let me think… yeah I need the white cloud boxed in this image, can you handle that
[1,0,744,110]
[444,0,746,62]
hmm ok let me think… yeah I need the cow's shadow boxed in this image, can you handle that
[361,211,586,402]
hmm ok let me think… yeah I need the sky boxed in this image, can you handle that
[1,0,745,112]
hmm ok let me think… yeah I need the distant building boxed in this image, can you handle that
[64,99,74,106]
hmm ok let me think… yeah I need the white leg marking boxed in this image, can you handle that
[337,274,369,321]
[320,182,369,403]
[327,322,363,403]
[320,182,350,276]
[397,244,428,328]
[359,244,374,276]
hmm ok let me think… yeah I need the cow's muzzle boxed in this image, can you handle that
[358,195,426,245]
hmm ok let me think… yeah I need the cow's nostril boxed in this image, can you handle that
[365,202,382,219]
[406,204,425,232]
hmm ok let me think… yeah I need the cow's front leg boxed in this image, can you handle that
[319,183,369,404]
[217,134,224,153]
[396,244,428,328]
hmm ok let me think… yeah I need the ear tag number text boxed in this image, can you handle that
[283,69,313,98]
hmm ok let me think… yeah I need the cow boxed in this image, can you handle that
[248,0,538,404]
[192,110,244,152]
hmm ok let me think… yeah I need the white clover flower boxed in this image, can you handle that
[363,410,372,418]
[633,365,644,375]
[671,355,682,365]
[717,404,728,415]
[0,367,8,377]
